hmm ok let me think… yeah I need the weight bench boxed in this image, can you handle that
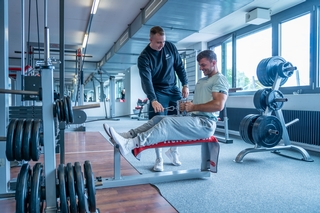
[96,136,220,189]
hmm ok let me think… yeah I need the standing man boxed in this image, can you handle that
[137,26,189,172]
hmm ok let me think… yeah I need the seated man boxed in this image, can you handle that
[104,50,229,157]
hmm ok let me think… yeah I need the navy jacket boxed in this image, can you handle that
[137,41,188,101]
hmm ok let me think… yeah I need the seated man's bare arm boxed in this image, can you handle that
[185,92,228,112]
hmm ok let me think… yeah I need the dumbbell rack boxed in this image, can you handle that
[235,57,313,163]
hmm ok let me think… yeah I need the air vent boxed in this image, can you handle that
[106,52,111,60]
[145,0,165,20]
[119,31,129,46]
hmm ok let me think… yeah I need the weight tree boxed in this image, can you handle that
[235,56,313,163]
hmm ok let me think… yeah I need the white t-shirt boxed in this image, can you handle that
[192,73,230,119]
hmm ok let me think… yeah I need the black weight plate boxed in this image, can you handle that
[257,58,273,87]
[66,163,77,213]
[30,119,41,161]
[58,164,68,213]
[15,163,31,213]
[252,115,283,148]
[239,114,260,145]
[266,90,284,111]
[84,160,96,212]
[278,61,295,78]
[6,119,18,161]
[66,96,74,124]
[22,119,33,161]
[74,162,86,213]
[39,133,44,147]
[253,89,271,112]
[253,90,263,111]
[53,102,57,118]
[239,115,251,144]
[245,114,260,144]
[58,100,66,122]
[63,97,70,124]
[241,115,255,145]
[14,119,26,161]
[30,163,43,213]
[268,57,288,86]
[55,100,62,122]
[257,57,288,87]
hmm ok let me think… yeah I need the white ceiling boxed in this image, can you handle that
[7,0,305,88]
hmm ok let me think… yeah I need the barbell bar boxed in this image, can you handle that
[0,88,39,95]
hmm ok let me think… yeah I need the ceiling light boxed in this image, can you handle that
[91,0,100,14]
[82,33,88,48]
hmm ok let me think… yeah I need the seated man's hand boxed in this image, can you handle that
[179,100,186,112]
[184,101,194,112]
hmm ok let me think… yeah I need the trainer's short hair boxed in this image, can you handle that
[150,26,165,37]
[197,50,217,62]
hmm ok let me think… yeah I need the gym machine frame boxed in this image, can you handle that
[0,32,57,211]
[215,88,243,144]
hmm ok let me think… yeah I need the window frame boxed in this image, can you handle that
[207,0,320,96]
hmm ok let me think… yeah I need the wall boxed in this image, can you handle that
[129,65,148,114]
[83,101,129,117]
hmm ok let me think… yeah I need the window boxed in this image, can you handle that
[212,37,233,87]
[115,80,124,100]
[280,13,310,87]
[236,27,272,91]
[318,7,320,88]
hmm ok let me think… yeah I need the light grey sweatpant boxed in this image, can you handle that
[129,115,217,146]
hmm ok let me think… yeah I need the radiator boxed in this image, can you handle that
[226,108,320,146]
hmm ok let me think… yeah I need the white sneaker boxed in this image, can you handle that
[109,127,137,156]
[153,158,164,172]
[119,132,132,139]
[103,123,112,138]
[104,124,132,139]
[165,149,182,166]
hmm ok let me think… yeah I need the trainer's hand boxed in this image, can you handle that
[152,101,164,113]
[182,86,189,98]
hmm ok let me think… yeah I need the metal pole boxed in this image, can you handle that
[20,0,25,106]
[59,0,65,98]
[59,0,66,165]
[109,76,116,117]
[44,27,50,66]
[43,0,57,212]
[0,0,10,195]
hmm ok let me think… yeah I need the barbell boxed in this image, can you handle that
[0,88,42,101]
